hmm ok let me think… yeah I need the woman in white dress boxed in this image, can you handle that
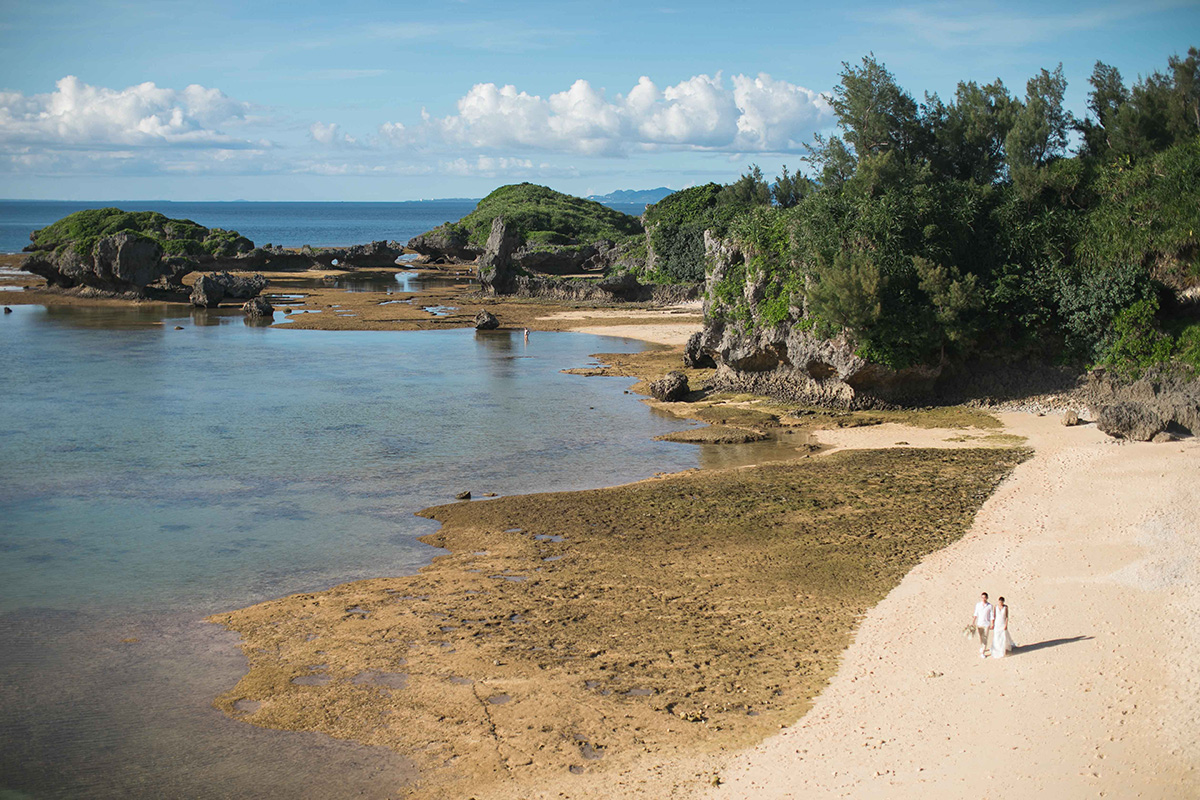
[992,596,1016,657]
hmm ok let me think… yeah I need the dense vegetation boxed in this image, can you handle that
[641,175,781,282]
[29,208,253,259]
[693,48,1200,376]
[441,183,643,249]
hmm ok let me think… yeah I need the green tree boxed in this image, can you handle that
[926,79,1017,183]
[772,165,810,208]
[805,248,885,338]
[1167,47,1200,139]
[804,134,857,189]
[1078,61,1129,158]
[829,54,924,161]
[1006,65,1071,174]
[721,165,772,206]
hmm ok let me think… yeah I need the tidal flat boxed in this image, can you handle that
[209,445,1027,798]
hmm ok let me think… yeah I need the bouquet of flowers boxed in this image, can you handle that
[961,623,978,639]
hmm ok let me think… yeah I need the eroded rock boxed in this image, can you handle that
[648,371,689,402]
[1087,366,1199,440]
[478,217,521,295]
[242,296,275,317]
[474,310,500,330]
[191,272,269,308]
[691,231,942,408]
[1096,402,1166,441]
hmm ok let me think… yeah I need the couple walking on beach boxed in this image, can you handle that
[972,592,1016,658]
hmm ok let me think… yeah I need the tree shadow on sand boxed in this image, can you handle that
[1011,635,1093,655]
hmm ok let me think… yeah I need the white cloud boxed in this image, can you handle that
[309,121,358,146]
[381,72,831,156]
[732,73,832,151]
[0,76,259,150]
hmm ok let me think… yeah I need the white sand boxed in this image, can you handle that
[544,305,703,346]
[702,413,1200,798]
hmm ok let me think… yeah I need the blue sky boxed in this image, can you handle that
[1,0,1197,200]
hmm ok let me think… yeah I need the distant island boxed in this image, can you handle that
[586,187,675,206]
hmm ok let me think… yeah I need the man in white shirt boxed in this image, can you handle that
[972,592,995,658]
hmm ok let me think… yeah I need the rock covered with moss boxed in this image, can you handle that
[407,183,642,274]
[691,232,943,408]
[22,208,256,296]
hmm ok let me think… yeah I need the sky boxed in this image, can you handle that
[0,0,1197,201]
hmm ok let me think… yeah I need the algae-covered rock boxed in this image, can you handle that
[649,371,690,401]
[473,310,500,330]
[191,272,269,308]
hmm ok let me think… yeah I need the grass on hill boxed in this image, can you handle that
[440,183,644,249]
[30,208,253,260]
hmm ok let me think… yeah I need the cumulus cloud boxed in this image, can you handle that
[386,72,831,156]
[310,121,358,147]
[0,76,260,150]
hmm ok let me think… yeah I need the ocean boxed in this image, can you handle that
[0,197,668,797]
[0,304,700,797]
[0,199,651,255]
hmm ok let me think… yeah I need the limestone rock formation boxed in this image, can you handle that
[407,226,478,263]
[690,232,942,408]
[191,272,269,308]
[23,232,183,294]
[474,310,500,330]
[478,217,522,295]
[1087,366,1199,440]
[684,331,716,368]
[242,296,275,317]
[648,371,690,401]
[1096,402,1167,441]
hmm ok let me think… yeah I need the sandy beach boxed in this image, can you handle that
[698,413,1200,799]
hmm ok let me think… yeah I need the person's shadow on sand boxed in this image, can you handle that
[1012,635,1094,655]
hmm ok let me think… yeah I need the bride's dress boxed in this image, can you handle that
[992,606,1015,657]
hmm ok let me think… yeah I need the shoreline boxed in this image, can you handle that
[694,414,1200,798]
[8,257,1198,797]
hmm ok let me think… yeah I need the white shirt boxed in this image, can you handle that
[974,601,994,627]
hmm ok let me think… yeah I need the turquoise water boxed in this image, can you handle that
[0,305,699,798]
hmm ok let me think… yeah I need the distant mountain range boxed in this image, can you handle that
[587,187,675,205]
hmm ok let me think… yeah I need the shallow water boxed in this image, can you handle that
[0,305,701,797]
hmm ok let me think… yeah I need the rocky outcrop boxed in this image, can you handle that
[1096,402,1167,441]
[407,226,478,263]
[23,208,402,299]
[1086,366,1200,440]
[690,232,942,408]
[242,296,275,317]
[191,272,269,308]
[648,371,689,401]
[22,232,191,295]
[478,217,522,295]
[473,310,500,330]
[684,331,716,368]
